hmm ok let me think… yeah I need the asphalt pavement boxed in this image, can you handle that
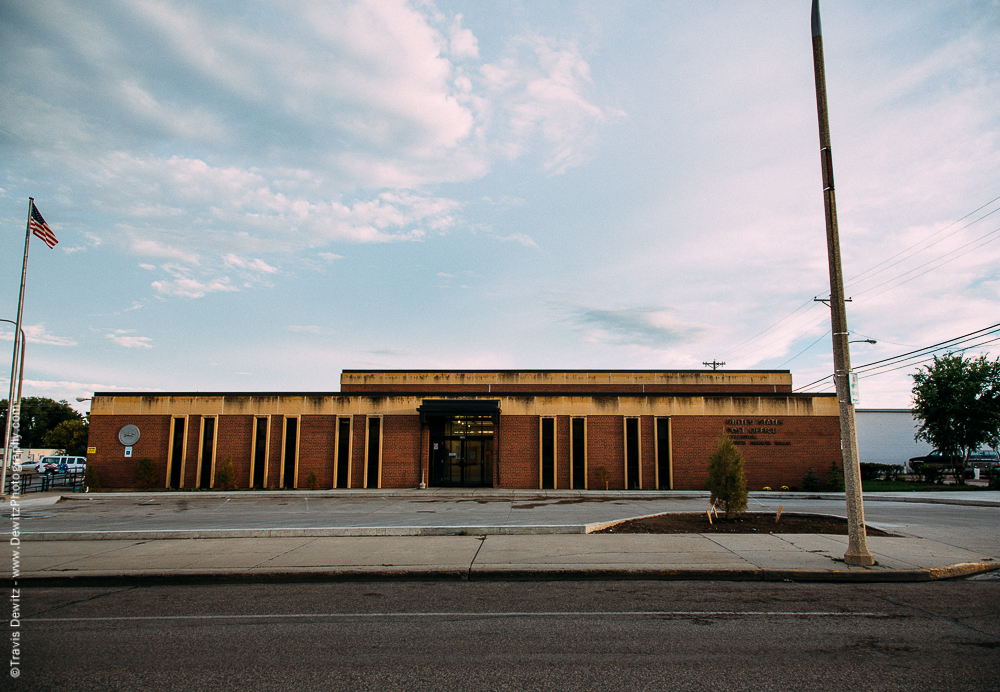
[3,489,998,584]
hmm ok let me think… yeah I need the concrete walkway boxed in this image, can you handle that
[3,490,998,585]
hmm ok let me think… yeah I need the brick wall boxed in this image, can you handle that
[217,415,252,489]
[298,415,336,488]
[497,415,539,489]
[88,411,842,492]
[584,416,625,490]
[671,416,842,490]
[87,415,171,488]
[381,415,421,488]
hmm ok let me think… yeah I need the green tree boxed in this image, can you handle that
[911,353,1000,484]
[41,417,90,456]
[705,433,748,519]
[1,397,83,448]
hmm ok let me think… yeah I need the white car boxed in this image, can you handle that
[10,458,43,473]
[41,456,87,475]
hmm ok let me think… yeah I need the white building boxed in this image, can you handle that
[855,409,931,467]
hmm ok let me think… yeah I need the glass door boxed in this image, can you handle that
[429,416,494,487]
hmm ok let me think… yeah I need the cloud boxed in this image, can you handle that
[129,235,201,264]
[106,331,153,349]
[1,1,619,303]
[495,232,539,248]
[317,252,343,262]
[13,379,163,413]
[223,254,278,274]
[479,34,625,174]
[151,276,239,299]
[0,324,78,347]
[569,307,705,349]
[287,325,336,335]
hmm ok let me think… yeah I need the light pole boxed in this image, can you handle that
[1,319,26,493]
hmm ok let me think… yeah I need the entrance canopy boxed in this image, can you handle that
[417,399,500,425]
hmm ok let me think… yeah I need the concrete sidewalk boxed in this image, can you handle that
[3,490,998,585]
[6,533,996,585]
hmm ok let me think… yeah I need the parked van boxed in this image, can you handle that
[40,456,87,475]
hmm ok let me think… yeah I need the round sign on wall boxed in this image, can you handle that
[118,424,141,446]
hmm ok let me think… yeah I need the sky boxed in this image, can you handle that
[1,0,999,415]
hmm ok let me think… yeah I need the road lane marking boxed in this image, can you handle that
[28,610,890,622]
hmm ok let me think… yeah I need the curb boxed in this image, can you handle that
[9,489,996,508]
[21,525,590,540]
[5,562,998,588]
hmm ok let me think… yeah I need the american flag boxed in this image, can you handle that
[29,201,58,249]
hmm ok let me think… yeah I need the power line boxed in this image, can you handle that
[853,322,1000,371]
[857,335,1000,379]
[851,224,1000,299]
[721,194,1000,365]
[845,195,1000,288]
[778,329,830,367]
[716,299,818,359]
[793,322,1000,392]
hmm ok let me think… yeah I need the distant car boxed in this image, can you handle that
[40,456,87,475]
[968,450,1000,470]
[12,459,43,474]
[909,449,999,469]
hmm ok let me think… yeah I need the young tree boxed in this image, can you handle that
[911,353,1000,484]
[705,433,748,519]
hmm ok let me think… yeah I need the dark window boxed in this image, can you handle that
[199,417,215,489]
[625,418,640,490]
[656,418,671,490]
[283,417,298,489]
[571,418,586,489]
[541,418,555,489]
[366,418,381,488]
[252,417,267,489]
[336,418,351,488]
[169,418,185,489]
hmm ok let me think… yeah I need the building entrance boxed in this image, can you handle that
[428,415,494,487]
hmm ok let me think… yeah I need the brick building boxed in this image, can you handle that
[86,369,842,491]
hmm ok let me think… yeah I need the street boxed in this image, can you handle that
[14,578,1000,691]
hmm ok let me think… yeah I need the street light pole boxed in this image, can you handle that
[810,0,874,566]
[1,320,26,492]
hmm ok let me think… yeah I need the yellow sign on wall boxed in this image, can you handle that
[87,446,97,454]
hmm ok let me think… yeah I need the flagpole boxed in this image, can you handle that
[2,198,33,496]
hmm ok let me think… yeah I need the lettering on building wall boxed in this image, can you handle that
[724,419,790,446]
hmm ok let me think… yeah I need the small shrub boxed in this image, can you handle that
[826,462,844,492]
[780,485,789,491]
[705,433,748,519]
[762,486,772,491]
[85,466,101,490]
[989,468,1000,490]
[135,457,157,489]
[859,462,880,481]
[913,463,941,484]
[802,468,822,492]
[306,472,319,490]
[595,466,608,490]
[215,455,238,491]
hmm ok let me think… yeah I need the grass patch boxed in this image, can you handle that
[862,480,992,492]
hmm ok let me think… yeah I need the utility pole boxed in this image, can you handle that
[810,0,874,566]
[702,361,725,371]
